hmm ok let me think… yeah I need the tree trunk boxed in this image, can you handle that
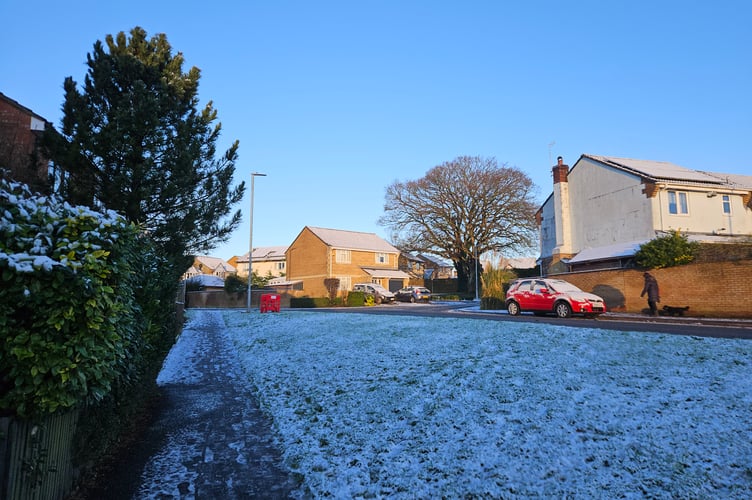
[455,257,482,296]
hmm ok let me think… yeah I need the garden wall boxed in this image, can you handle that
[550,260,752,318]
[186,290,291,309]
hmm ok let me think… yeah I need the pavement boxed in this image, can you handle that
[91,310,297,499]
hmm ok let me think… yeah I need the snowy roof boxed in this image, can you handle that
[185,274,225,287]
[699,171,752,190]
[195,255,236,272]
[583,155,726,185]
[417,253,453,268]
[305,226,399,253]
[505,257,537,269]
[237,246,289,263]
[567,239,650,264]
[362,268,410,279]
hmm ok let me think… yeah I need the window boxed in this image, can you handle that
[275,262,285,271]
[668,191,689,214]
[722,195,731,215]
[338,276,351,291]
[375,253,388,264]
[335,249,351,263]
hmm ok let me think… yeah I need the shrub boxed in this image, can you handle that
[480,260,516,310]
[346,291,365,307]
[635,230,701,269]
[224,274,247,293]
[324,278,340,305]
[481,296,505,310]
[290,297,332,308]
[0,179,142,419]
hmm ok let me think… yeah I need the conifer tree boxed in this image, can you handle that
[47,27,245,268]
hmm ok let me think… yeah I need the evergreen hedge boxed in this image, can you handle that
[0,178,175,423]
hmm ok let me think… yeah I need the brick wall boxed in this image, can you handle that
[0,96,48,190]
[550,260,752,318]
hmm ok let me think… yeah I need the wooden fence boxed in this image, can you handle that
[0,411,78,500]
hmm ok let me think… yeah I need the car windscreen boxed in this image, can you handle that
[547,281,582,293]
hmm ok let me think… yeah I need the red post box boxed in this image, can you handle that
[260,293,281,313]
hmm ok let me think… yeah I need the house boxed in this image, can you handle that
[285,226,409,297]
[417,254,457,280]
[231,246,288,279]
[184,273,225,290]
[0,92,52,192]
[397,252,428,282]
[185,255,236,280]
[537,154,752,275]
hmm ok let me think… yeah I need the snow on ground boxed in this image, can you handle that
[214,309,752,498]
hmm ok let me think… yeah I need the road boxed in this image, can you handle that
[298,301,752,340]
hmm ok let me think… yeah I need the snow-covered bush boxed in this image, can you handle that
[0,178,142,419]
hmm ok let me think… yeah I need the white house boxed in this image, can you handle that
[537,154,752,274]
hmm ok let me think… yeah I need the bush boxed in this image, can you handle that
[290,297,332,308]
[635,230,701,269]
[324,278,340,305]
[481,296,505,310]
[224,274,247,293]
[346,291,366,307]
[0,179,142,419]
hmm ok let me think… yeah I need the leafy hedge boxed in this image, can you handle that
[0,178,149,420]
[635,230,701,269]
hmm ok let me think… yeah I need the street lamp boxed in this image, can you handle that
[474,242,479,301]
[247,172,266,312]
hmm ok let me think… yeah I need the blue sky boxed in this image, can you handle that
[2,1,750,260]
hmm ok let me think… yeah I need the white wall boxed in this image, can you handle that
[568,157,655,251]
[538,196,557,259]
[655,188,752,236]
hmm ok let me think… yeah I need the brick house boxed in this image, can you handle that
[0,92,52,192]
[286,226,409,297]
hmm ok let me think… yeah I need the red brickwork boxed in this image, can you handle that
[0,94,49,190]
[550,260,752,318]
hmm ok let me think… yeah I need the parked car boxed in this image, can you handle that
[352,283,396,304]
[505,278,606,318]
[394,286,431,303]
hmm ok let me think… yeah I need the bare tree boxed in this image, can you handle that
[379,156,538,294]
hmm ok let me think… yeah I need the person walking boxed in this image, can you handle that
[641,272,660,316]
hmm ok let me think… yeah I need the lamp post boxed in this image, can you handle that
[474,242,479,301]
[247,172,266,312]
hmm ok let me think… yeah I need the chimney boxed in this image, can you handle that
[551,156,573,266]
[552,156,569,184]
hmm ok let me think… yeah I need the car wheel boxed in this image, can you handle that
[555,302,572,318]
[507,301,521,316]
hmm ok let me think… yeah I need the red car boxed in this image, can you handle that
[505,278,606,318]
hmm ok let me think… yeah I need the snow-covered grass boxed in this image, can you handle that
[220,309,752,498]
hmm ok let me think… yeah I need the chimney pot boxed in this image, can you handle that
[552,157,568,184]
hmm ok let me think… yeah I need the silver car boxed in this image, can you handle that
[352,283,396,304]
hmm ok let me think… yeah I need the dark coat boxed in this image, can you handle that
[641,275,660,302]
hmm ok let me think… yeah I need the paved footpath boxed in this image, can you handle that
[100,309,296,499]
